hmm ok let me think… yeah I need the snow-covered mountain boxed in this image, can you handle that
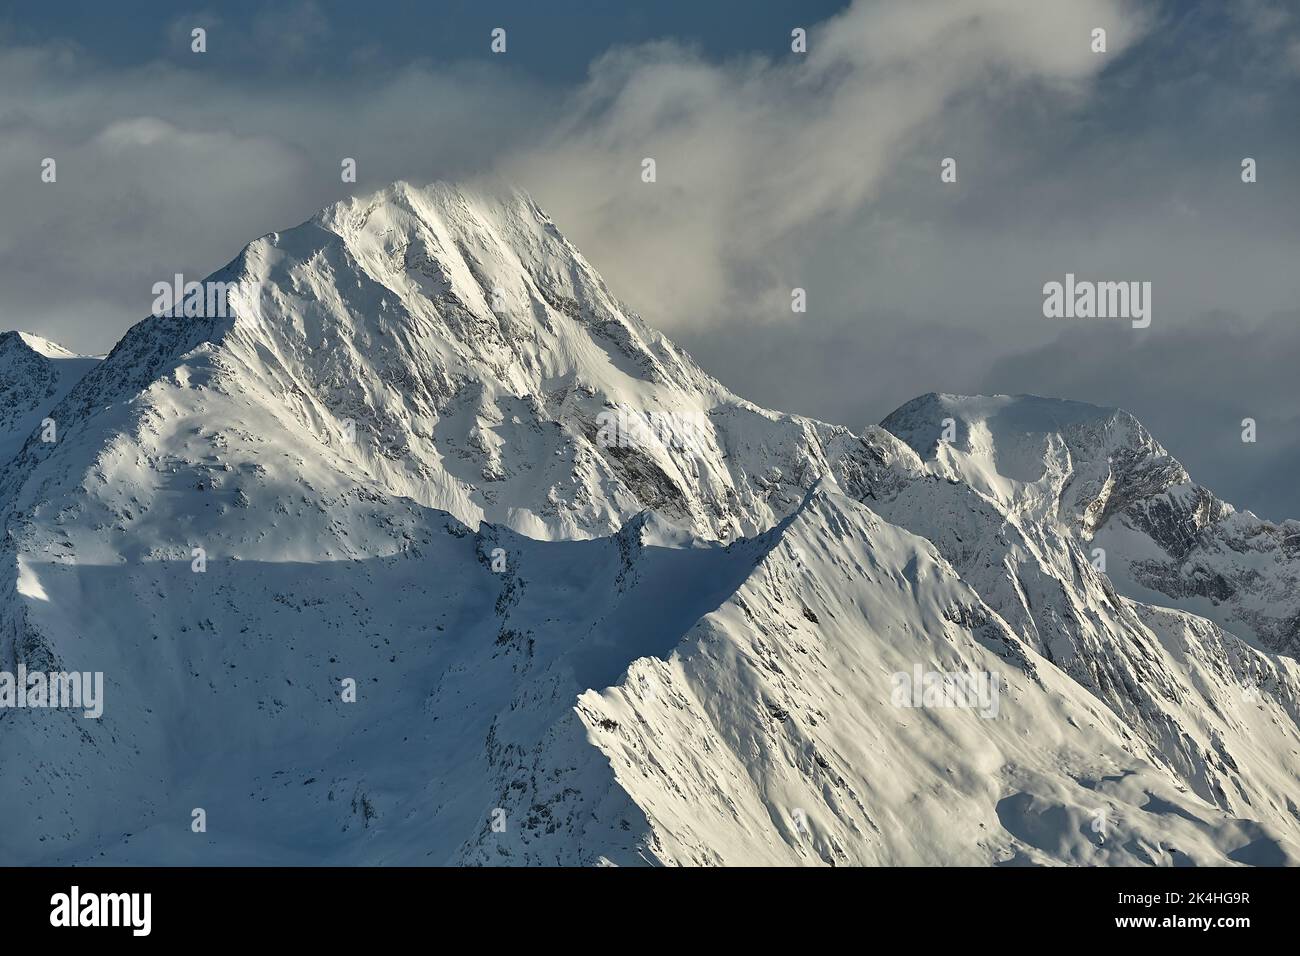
[882,393,1300,659]
[1,182,1297,866]
[0,331,99,468]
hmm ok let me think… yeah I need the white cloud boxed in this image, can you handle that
[502,0,1148,330]
[0,0,1147,349]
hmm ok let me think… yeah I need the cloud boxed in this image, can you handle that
[502,0,1148,331]
[2,0,1145,352]
[163,2,330,64]
[0,42,557,351]
[251,0,330,61]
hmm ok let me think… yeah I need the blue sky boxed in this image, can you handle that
[2,0,846,78]
[2,0,1300,519]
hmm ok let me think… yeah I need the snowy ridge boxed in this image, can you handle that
[534,489,1300,865]
[1,183,1298,866]
[882,392,1300,658]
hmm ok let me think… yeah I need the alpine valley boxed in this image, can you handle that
[1,182,1297,866]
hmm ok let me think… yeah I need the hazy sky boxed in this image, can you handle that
[2,0,1299,519]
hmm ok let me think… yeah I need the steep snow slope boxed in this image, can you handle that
[467,488,1300,866]
[0,499,754,864]
[0,331,99,470]
[4,484,1296,866]
[2,184,1298,866]
[882,393,1300,658]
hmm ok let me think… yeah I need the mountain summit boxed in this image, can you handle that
[1,182,1298,866]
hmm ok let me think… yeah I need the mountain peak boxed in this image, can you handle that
[879,391,1185,527]
[0,329,91,360]
[882,391,1164,459]
[0,329,101,467]
[6,181,871,546]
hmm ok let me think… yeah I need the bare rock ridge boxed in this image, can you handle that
[0,182,1297,866]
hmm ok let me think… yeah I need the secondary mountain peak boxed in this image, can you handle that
[0,329,100,467]
[877,390,1300,657]
[880,391,1186,527]
[1,330,91,360]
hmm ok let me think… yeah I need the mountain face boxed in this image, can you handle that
[1,182,1298,866]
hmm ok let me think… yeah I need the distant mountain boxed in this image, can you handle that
[883,392,1300,658]
[0,331,99,468]
[1,183,1296,866]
